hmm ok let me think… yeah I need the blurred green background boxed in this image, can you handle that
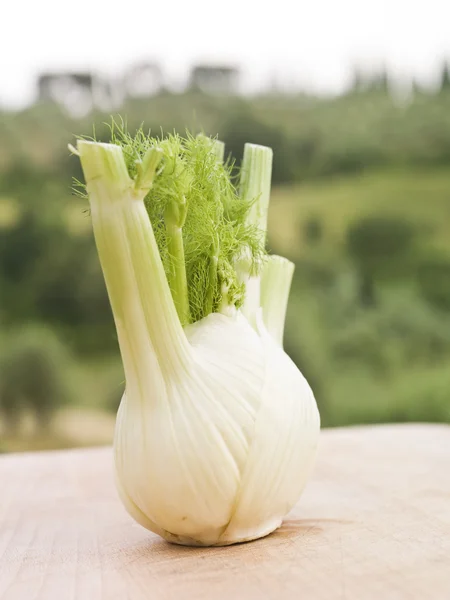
[1,64,450,452]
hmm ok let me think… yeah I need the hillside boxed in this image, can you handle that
[2,88,450,182]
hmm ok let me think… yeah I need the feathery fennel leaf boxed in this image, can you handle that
[74,121,265,324]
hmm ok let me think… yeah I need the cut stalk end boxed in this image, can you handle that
[260,255,295,346]
[240,143,273,237]
[77,140,131,192]
[212,139,225,163]
[239,143,273,325]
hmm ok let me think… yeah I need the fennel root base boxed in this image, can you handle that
[162,519,282,547]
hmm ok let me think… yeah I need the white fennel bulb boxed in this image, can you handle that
[75,128,320,547]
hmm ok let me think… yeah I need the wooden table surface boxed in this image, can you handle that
[1,424,449,600]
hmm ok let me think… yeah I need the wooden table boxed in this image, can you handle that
[1,425,449,599]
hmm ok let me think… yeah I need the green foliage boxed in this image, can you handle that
[302,215,323,246]
[327,364,450,426]
[0,208,67,320]
[295,254,339,289]
[219,109,297,183]
[417,255,450,311]
[33,235,111,325]
[0,210,45,285]
[0,204,114,352]
[104,126,266,322]
[346,215,416,277]
[285,280,450,427]
[345,215,417,305]
[0,326,70,429]
[331,293,450,374]
[5,86,450,183]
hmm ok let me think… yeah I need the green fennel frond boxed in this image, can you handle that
[74,120,266,323]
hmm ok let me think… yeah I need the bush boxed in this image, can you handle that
[346,215,417,305]
[0,210,45,286]
[33,235,113,330]
[316,144,386,178]
[347,215,416,276]
[331,292,450,374]
[302,215,323,246]
[219,110,295,183]
[0,325,70,430]
[329,364,450,426]
[417,255,450,311]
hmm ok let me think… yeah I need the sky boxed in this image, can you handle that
[1,0,450,107]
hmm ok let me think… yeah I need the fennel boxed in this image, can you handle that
[75,126,320,546]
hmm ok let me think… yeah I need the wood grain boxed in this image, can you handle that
[1,424,449,600]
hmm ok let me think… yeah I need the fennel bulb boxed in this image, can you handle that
[75,128,320,546]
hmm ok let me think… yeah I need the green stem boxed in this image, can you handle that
[134,147,163,194]
[191,136,224,316]
[218,284,236,317]
[165,221,190,326]
[212,139,225,163]
[77,141,192,394]
[204,140,223,314]
[165,197,190,326]
[240,143,273,236]
[239,143,273,324]
[205,235,219,315]
[260,255,295,346]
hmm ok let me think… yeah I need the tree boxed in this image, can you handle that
[303,216,323,246]
[219,110,295,183]
[0,326,70,430]
[346,216,416,306]
[417,256,450,311]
